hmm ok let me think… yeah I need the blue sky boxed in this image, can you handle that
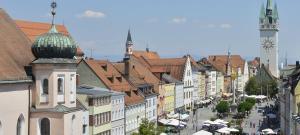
[1,0,300,63]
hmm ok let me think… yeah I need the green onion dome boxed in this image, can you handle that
[32,25,77,59]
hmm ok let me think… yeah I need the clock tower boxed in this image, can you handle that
[259,0,279,78]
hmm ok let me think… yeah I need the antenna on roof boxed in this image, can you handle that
[90,48,93,59]
[50,0,57,26]
[285,52,288,66]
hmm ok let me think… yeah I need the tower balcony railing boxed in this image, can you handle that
[260,24,279,30]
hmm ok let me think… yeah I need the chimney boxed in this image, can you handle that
[124,58,131,79]
[76,74,80,86]
[296,61,300,69]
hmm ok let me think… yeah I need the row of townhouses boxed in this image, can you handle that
[0,4,254,135]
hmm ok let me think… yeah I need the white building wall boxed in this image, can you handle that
[0,83,30,135]
[125,103,145,134]
[183,57,194,110]
[145,96,157,122]
[175,83,184,111]
[206,71,217,97]
[111,94,125,135]
[192,72,200,103]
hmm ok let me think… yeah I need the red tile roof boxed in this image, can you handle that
[15,20,69,42]
[84,60,132,92]
[15,20,84,57]
[0,9,35,80]
[113,56,161,93]
[146,58,187,81]
[208,55,245,74]
[82,59,144,105]
[133,50,160,59]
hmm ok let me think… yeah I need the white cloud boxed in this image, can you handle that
[170,17,187,24]
[77,10,106,19]
[219,23,232,29]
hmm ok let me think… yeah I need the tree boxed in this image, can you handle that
[133,118,165,135]
[245,98,256,106]
[238,102,246,113]
[216,101,229,114]
[245,77,259,95]
[268,80,278,98]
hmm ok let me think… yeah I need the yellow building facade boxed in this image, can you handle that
[164,83,175,113]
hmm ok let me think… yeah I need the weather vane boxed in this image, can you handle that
[51,0,57,25]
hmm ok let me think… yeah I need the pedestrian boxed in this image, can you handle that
[250,122,252,128]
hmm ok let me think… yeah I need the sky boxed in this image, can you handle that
[0,0,300,63]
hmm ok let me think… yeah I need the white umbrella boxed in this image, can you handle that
[229,128,239,132]
[158,119,169,125]
[160,133,168,135]
[193,130,213,135]
[262,128,276,134]
[202,123,211,127]
[203,120,214,124]
[216,127,230,134]
[180,114,190,120]
[214,119,229,124]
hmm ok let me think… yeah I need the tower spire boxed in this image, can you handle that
[266,0,273,10]
[260,3,266,19]
[127,29,132,43]
[273,3,279,19]
[49,0,58,33]
[125,29,133,58]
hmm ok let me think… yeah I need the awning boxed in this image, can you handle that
[193,130,213,135]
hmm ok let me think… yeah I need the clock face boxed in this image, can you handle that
[262,37,275,50]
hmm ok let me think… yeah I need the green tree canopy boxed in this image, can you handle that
[245,98,256,106]
[245,77,259,95]
[133,118,165,135]
[216,101,229,114]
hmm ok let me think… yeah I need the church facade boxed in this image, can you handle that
[0,1,87,135]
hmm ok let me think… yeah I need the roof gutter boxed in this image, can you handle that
[0,79,32,84]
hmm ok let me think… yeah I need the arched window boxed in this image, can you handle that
[16,114,25,135]
[42,79,49,94]
[40,118,50,135]
[57,78,64,93]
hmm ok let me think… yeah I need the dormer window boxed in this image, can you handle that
[101,65,107,71]
[108,77,114,83]
[42,79,49,95]
[116,77,122,82]
[58,77,64,94]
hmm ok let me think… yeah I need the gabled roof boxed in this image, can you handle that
[80,60,144,106]
[146,57,187,81]
[82,59,133,92]
[15,19,84,57]
[113,56,160,93]
[208,55,245,74]
[248,57,260,68]
[15,20,69,42]
[133,50,160,59]
[0,9,34,81]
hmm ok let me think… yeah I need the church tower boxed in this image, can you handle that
[125,29,133,58]
[30,1,84,134]
[259,0,279,78]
